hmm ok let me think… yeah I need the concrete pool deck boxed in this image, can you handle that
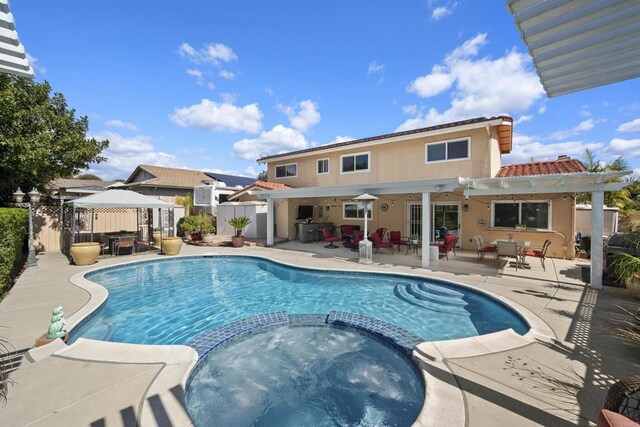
[0,243,639,426]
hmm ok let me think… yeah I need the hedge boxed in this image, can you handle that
[0,208,28,294]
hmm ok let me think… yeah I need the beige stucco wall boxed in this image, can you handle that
[130,187,191,204]
[274,193,576,259]
[267,128,497,187]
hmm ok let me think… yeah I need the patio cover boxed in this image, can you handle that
[68,189,174,209]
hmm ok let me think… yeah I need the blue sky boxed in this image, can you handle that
[13,0,640,180]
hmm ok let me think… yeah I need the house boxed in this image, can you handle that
[123,165,211,203]
[46,178,122,201]
[193,172,257,215]
[235,115,625,287]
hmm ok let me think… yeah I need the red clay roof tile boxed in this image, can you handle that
[496,158,586,178]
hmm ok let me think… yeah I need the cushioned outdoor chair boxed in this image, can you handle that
[389,231,409,251]
[347,231,365,250]
[372,232,394,254]
[496,241,520,270]
[473,235,497,263]
[340,225,355,242]
[437,234,457,260]
[523,239,551,271]
[375,228,387,240]
[322,228,339,249]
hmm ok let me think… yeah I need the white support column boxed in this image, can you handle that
[266,197,274,246]
[590,190,604,289]
[422,192,431,269]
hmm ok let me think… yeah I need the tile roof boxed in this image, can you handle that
[258,116,513,162]
[228,181,290,200]
[47,178,118,190]
[496,157,587,178]
[126,165,210,189]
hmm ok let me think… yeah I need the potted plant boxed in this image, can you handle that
[228,216,252,247]
[200,215,216,243]
[181,215,216,243]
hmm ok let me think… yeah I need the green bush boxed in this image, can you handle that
[0,208,28,294]
[181,215,216,235]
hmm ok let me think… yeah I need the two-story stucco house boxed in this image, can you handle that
[233,115,625,287]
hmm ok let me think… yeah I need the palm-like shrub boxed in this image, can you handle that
[228,216,252,237]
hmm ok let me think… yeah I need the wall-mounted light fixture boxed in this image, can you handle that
[463,204,469,212]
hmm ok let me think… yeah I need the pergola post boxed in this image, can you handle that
[590,190,604,289]
[421,192,431,269]
[266,197,274,246]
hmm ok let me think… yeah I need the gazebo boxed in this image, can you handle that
[66,189,175,251]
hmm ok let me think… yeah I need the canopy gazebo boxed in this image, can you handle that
[66,189,175,253]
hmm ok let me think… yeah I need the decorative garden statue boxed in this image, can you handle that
[46,306,67,339]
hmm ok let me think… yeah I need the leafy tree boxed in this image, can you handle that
[75,173,102,181]
[175,193,194,216]
[576,148,631,208]
[256,170,268,181]
[0,75,109,205]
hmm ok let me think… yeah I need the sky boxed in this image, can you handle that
[12,0,640,181]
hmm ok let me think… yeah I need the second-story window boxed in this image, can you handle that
[317,158,329,174]
[275,163,297,178]
[425,138,470,163]
[341,152,370,173]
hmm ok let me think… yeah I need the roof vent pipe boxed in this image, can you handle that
[557,155,569,160]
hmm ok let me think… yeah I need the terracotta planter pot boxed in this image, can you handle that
[152,231,162,246]
[161,237,183,255]
[231,236,245,248]
[70,242,101,266]
[35,332,69,348]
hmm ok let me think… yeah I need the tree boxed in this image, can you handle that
[576,148,631,208]
[0,75,109,205]
[75,173,102,181]
[256,170,268,181]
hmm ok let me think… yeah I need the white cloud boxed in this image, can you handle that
[325,135,354,146]
[368,61,384,74]
[399,33,544,131]
[402,105,418,115]
[178,42,237,65]
[244,166,257,177]
[407,65,454,97]
[186,68,204,84]
[105,119,138,132]
[170,99,262,133]
[265,87,274,96]
[608,138,640,158]
[87,132,180,180]
[207,82,216,91]
[26,53,46,76]
[220,92,237,103]
[617,118,640,133]
[550,118,597,140]
[202,167,254,178]
[431,6,452,20]
[278,100,321,133]
[514,115,532,125]
[503,133,604,164]
[233,125,308,160]
[219,70,235,80]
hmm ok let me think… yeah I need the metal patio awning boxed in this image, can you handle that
[506,0,640,97]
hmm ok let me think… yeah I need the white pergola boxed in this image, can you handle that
[251,172,627,289]
[0,0,33,77]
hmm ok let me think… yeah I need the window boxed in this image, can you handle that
[343,202,372,219]
[317,158,329,174]
[341,152,370,173]
[274,163,297,178]
[492,201,551,229]
[425,138,470,163]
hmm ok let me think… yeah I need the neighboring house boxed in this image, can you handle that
[241,115,624,283]
[46,178,121,201]
[194,172,257,215]
[123,165,211,203]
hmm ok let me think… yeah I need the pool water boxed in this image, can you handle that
[71,256,528,345]
[186,324,425,427]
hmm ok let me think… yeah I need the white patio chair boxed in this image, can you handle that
[496,241,520,270]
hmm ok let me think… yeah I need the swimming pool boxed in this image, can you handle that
[70,255,529,345]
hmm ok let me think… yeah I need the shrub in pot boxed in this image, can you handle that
[181,215,216,242]
[228,216,252,247]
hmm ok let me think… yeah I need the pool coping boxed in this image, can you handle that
[53,251,557,427]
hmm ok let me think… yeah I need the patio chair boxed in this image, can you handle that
[348,231,365,250]
[372,232,394,254]
[114,236,136,256]
[523,239,551,271]
[437,234,457,260]
[340,225,355,242]
[389,231,409,251]
[322,228,339,249]
[473,235,496,263]
[496,241,520,270]
[375,228,387,240]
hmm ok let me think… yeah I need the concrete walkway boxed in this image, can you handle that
[0,243,639,426]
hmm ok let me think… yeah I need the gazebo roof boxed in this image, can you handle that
[68,189,174,209]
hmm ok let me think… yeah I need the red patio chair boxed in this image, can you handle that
[473,235,496,263]
[375,228,387,240]
[349,231,365,249]
[437,234,457,260]
[389,231,409,251]
[372,232,394,254]
[322,228,339,249]
[340,225,355,241]
[523,239,551,271]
